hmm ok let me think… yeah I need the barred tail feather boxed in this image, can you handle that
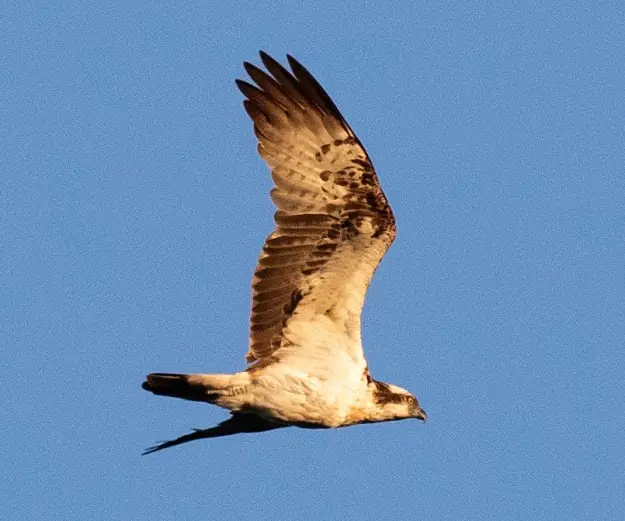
[141,373,232,402]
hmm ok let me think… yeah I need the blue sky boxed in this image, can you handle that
[2,1,624,520]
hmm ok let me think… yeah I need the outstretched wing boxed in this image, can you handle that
[237,52,396,365]
[142,413,283,455]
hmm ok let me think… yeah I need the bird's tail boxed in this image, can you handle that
[141,373,232,403]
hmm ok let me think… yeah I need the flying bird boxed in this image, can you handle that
[142,52,427,454]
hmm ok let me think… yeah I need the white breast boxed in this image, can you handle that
[245,347,367,427]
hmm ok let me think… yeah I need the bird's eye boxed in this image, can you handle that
[407,396,416,405]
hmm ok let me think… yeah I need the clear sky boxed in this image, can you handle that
[2,1,624,520]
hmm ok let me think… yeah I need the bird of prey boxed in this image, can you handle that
[142,52,427,454]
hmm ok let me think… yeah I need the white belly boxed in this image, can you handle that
[218,357,367,427]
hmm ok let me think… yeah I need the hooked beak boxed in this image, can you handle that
[414,407,427,422]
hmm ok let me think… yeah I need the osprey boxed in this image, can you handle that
[142,52,427,454]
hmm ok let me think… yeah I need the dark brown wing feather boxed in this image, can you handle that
[142,413,283,455]
[238,52,396,363]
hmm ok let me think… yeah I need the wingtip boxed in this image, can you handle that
[242,61,255,75]
[142,444,163,456]
[259,50,281,71]
[236,79,262,103]
[286,53,306,73]
[237,59,259,89]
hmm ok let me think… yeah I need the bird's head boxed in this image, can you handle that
[371,381,427,422]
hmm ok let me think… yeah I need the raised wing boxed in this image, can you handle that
[237,52,396,364]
